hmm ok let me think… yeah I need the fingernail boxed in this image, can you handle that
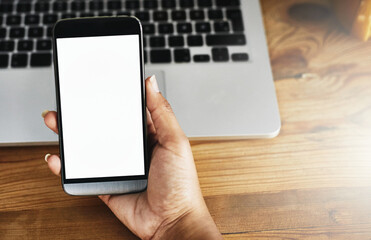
[41,110,49,118]
[150,75,160,93]
[45,153,51,162]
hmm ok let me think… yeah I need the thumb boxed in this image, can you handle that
[145,75,186,144]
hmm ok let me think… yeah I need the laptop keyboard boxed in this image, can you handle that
[0,0,249,68]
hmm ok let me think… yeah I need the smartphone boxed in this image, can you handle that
[52,17,148,195]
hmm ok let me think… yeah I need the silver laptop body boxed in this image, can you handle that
[0,0,280,145]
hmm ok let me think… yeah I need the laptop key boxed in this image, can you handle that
[107,1,121,10]
[174,49,191,63]
[53,1,68,11]
[158,23,174,34]
[180,0,194,8]
[62,13,77,19]
[11,54,28,68]
[216,0,240,7]
[196,22,211,33]
[43,14,58,25]
[10,28,25,38]
[0,41,15,52]
[172,11,186,21]
[232,53,249,62]
[150,37,165,48]
[29,27,43,38]
[0,54,9,68]
[135,11,150,22]
[212,47,229,62]
[18,40,33,51]
[144,1,158,9]
[37,40,52,51]
[17,2,31,13]
[71,1,86,11]
[80,13,95,17]
[0,3,13,13]
[226,9,244,32]
[46,27,53,37]
[187,35,203,46]
[214,21,230,32]
[190,10,205,20]
[6,15,21,26]
[0,28,6,38]
[193,54,210,62]
[35,2,50,12]
[208,10,223,20]
[117,11,130,16]
[25,15,40,25]
[177,23,192,33]
[169,36,184,47]
[31,53,52,67]
[150,50,171,63]
[90,1,104,10]
[197,0,212,7]
[153,11,168,21]
[161,0,176,8]
[206,34,246,46]
[143,24,155,34]
[126,1,140,9]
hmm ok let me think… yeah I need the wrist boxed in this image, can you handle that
[152,205,223,240]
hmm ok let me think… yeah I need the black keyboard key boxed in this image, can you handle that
[62,13,77,19]
[0,28,6,38]
[169,36,184,47]
[0,3,13,13]
[0,41,15,52]
[46,27,53,37]
[18,40,33,51]
[232,53,248,61]
[25,15,40,25]
[43,14,58,25]
[135,11,150,22]
[29,27,44,38]
[107,1,121,10]
[71,1,86,11]
[10,28,25,38]
[214,21,230,32]
[144,1,158,9]
[17,2,31,13]
[126,0,140,9]
[158,23,174,34]
[144,50,148,63]
[206,34,246,46]
[153,11,168,21]
[226,9,244,31]
[172,10,186,21]
[31,53,52,67]
[0,16,2,25]
[150,37,165,47]
[143,24,155,34]
[151,50,171,63]
[177,23,192,33]
[180,0,194,8]
[187,35,203,46]
[162,0,176,8]
[35,2,49,12]
[212,48,229,62]
[117,11,130,16]
[197,0,212,7]
[37,40,52,50]
[6,15,21,25]
[216,0,240,7]
[80,13,95,17]
[11,54,28,68]
[195,22,211,33]
[0,54,9,68]
[90,1,103,10]
[208,10,223,20]
[190,10,204,20]
[143,37,147,47]
[193,54,210,62]
[174,49,190,63]
[53,1,67,11]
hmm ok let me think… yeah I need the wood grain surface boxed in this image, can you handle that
[1,0,371,239]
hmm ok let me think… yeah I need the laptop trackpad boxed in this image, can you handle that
[145,70,166,98]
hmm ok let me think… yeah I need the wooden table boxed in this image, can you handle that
[1,0,371,239]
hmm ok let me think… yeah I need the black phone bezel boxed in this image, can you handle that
[53,17,149,184]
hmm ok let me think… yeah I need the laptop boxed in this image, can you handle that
[0,0,280,145]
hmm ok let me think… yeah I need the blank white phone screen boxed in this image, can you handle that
[56,35,145,179]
